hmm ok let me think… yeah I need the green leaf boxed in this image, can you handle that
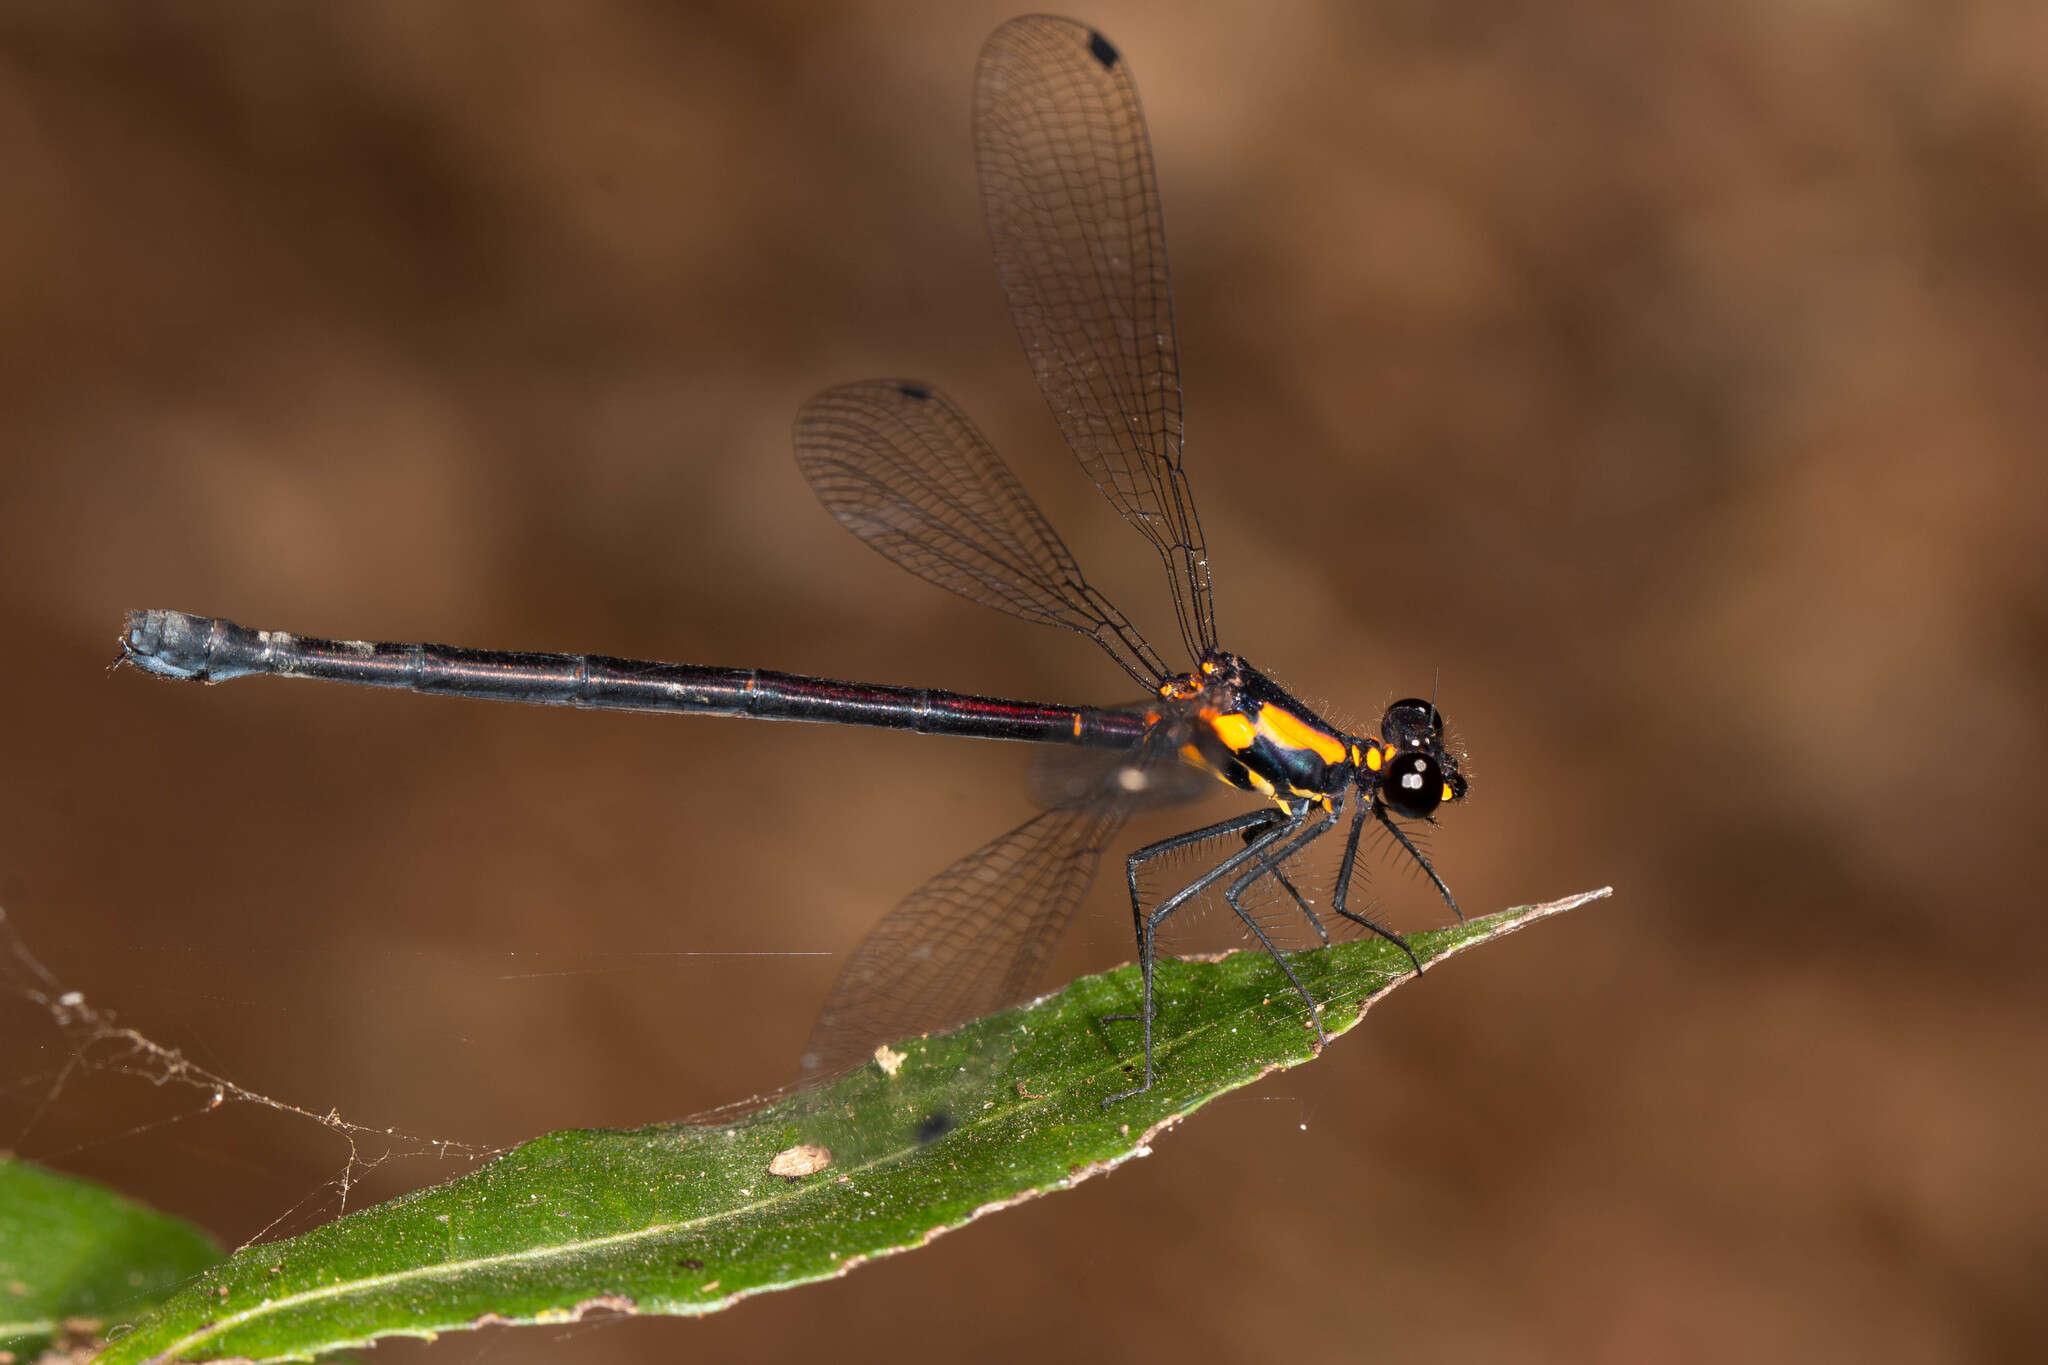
[0,1155,222,1360]
[101,890,1607,1364]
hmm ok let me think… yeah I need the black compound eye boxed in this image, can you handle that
[1380,698,1445,752]
[1377,751,1444,819]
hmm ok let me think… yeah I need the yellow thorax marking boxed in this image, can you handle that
[1203,707,1258,752]
[1257,704,1348,765]
[1287,783,1337,813]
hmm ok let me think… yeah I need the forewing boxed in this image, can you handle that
[975,16,1217,661]
[796,379,1168,689]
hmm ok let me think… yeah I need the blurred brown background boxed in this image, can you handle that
[3,2,2044,1361]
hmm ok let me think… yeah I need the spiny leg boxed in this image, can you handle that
[1105,809,1282,1025]
[1375,803,1462,922]
[1267,864,1328,944]
[1332,802,1423,973]
[1106,808,1306,1106]
[1221,804,1343,1043]
[1238,812,1332,946]
[1117,810,1309,1103]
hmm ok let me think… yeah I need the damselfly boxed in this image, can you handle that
[118,16,1468,1104]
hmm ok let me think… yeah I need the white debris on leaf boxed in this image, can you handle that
[768,1144,833,1178]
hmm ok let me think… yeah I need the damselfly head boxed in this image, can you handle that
[1378,698,1445,752]
[1369,698,1468,819]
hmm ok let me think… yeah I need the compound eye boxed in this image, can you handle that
[1377,751,1445,819]
[1380,698,1445,752]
